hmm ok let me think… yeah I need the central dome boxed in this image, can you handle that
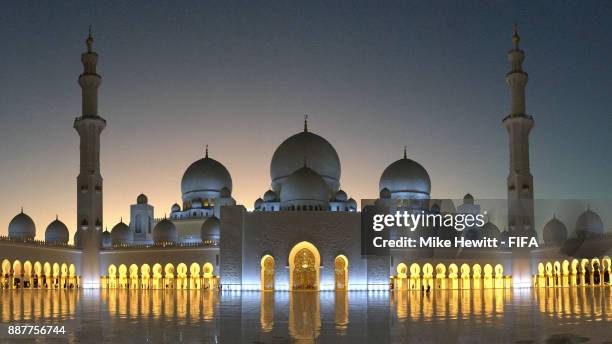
[181,153,232,202]
[379,152,431,199]
[271,126,340,193]
[280,166,330,210]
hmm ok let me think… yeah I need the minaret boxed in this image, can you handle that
[74,28,105,288]
[503,25,535,237]
[503,25,535,286]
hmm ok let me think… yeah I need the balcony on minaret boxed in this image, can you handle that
[80,219,89,230]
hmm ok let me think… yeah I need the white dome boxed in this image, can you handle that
[153,218,178,243]
[201,216,220,242]
[181,155,232,203]
[379,155,430,199]
[280,166,330,210]
[254,198,264,209]
[111,221,132,245]
[101,229,112,248]
[347,198,357,209]
[171,203,181,212]
[575,209,604,236]
[271,129,340,193]
[263,190,277,202]
[543,217,567,246]
[8,211,36,240]
[45,217,69,244]
[481,221,500,240]
[74,230,82,248]
[136,193,148,204]
[335,190,348,202]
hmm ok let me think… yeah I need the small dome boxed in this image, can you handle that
[263,190,277,202]
[270,129,341,193]
[111,221,131,245]
[380,188,391,199]
[347,198,357,209]
[280,166,330,209]
[181,155,232,202]
[137,193,148,204]
[335,190,348,202]
[8,210,36,240]
[575,209,604,237]
[171,203,181,212]
[379,155,430,199]
[481,221,500,240]
[463,193,474,204]
[101,229,112,248]
[201,216,220,242]
[153,218,178,243]
[543,217,567,246]
[254,198,264,209]
[74,230,82,247]
[45,217,69,243]
[220,187,231,198]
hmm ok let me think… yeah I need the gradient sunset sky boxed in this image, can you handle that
[1,1,611,238]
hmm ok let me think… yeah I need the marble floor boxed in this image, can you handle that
[0,287,611,343]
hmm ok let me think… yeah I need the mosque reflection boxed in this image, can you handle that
[0,287,610,341]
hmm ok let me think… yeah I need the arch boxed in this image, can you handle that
[334,255,348,290]
[494,264,503,277]
[483,264,493,277]
[397,263,408,277]
[460,264,470,278]
[409,263,420,277]
[289,241,320,291]
[13,260,22,276]
[118,264,128,288]
[448,264,458,279]
[545,262,553,276]
[422,263,433,278]
[202,262,214,290]
[571,259,579,274]
[177,263,188,289]
[189,263,201,289]
[537,263,545,277]
[435,263,446,278]
[164,263,175,289]
[1,259,10,288]
[108,264,117,288]
[472,264,482,278]
[141,264,151,289]
[562,260,570,275]
[261,255,275,291]
[128,264,138,289]
[22,261,32,288]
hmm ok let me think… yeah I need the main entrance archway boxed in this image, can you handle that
[334,255,348,290]
[261,255,275,291]
[289,241,320,291]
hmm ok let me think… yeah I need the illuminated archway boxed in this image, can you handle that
[460,264,470,289]
[334,255,348,291]
[177,263,188,289]
[13,260,22,288]
[108,265,117,288]
[118,264,128,289]
[33,262,42,288]
[203,263,214,290]
[494,264,504,289]
[422,263,433,289]
[1,259,10,288]
[472,264,482,289]
[289,241,320,291]
[164,264,175,289]
[448,263,459,290]
[591,258,601,285]
[261,255,275,291]
[483,264,493,289]
[603,256,611,285]
[43,262,51,289]
[553,261,561,286]
[189,263,201,289]
[435,263,446,289]
[23,261,32,288]
[409,263,420,290]
[141,264,151,289]
[129,264,139,289]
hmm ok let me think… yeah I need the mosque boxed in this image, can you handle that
[1,28,611,291]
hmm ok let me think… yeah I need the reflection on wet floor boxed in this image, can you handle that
[0,287,610,342]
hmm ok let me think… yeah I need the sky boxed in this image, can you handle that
[1,1,611,239]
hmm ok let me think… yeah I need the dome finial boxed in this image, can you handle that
[56,214,58,220]
[205,144,209,158]
[20,206,23,214]
[512,23,520,49]
[304,114,309,132]
[86,25,94,53]
[403,145,407,159]
[120,216,123,223]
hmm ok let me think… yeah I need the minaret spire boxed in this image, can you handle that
[304,114,309,132]
[74,28,106,288]
[503,25,535,236]
[205,144,209,158]
[403,145,407,159]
